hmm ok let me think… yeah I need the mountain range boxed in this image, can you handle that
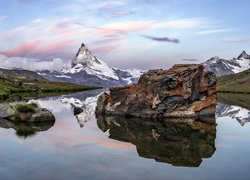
[1,43,250,87]
[203,51,250,77]
[38,43,143,87]
[40,46,250,87]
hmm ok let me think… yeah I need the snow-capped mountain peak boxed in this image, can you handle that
[39,43,143,86]
[72,43,101,67]
[61,43,119,80]
[237,50,250,60]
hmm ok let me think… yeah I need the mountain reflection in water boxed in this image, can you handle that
[217,93,250,126]
[1,91,250,179]
[97,115,216,167]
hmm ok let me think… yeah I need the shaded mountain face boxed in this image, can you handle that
[38,43,143,87]
[0,68,46,81]
[96,115,216,167]
[203,51,250,77]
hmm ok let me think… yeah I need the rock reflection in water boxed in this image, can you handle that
[97,115,216,167]
[0,119,55,138]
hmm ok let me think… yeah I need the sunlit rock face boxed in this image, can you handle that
[96,64,217,118]
[97,115,216,167]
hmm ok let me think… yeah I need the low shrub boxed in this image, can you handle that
[16,104,36,113]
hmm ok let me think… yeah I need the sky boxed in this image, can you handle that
[0,0,250,71]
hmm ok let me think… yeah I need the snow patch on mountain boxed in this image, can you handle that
[62,60,119,80]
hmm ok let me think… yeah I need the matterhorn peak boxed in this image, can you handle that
[71,43,101,67]
[237,50,250,60]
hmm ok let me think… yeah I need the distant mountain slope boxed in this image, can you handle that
[203,51,250,77]
[38,43,143,87]
[0,68,46,81]
[217,68,250,93]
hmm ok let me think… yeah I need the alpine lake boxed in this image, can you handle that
[0,89,250,180]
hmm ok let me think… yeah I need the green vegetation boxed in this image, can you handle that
[16,104,36,113]
[218,93,250,110]
[0,79,99,100]
[14,103,38,121]
[218,68,250,94]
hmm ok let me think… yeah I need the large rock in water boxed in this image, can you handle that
[96,64,217,118]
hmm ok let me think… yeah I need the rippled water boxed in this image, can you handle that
[0,91,250,180]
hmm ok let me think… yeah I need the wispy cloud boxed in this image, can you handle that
[222,38,250,43]
[181,58,200,62]
[92,44,121,54]
[0,40,42,57]
[157,18,203,29]
[195,28,235,35]
[93,1,126,10]
[0,55,69,71]
[142,35,180,43]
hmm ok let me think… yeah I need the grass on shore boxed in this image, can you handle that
[218,68,250,94]
[0,80,99,100]
[218,93,250,110]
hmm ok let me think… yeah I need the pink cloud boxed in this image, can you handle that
[47,18,71,33]
[0,39,77,58]
[0,40,42,57]
[90,36,123,45]
[35,39,77,57]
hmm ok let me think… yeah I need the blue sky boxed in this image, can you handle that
[0,0,250,70]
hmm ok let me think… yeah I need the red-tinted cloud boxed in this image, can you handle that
[0,39,77,58]
[0,40,42,57]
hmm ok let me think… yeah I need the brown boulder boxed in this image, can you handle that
[96,64,217,118]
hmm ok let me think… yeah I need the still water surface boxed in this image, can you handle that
[0,90,250,180]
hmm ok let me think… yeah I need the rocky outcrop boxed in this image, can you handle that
[96,64,217,118]
[0,102,55,123]
[29,108,55,123]
[0,103,15,118]
[96,115,216,167]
